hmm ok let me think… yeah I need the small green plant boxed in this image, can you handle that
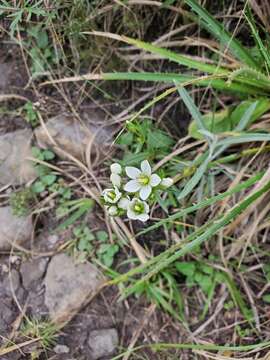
[31,147,57,194]
[10,188,35,217]
[20,317,59,349]
[23,101,39,127]
[26,24,58,75]
[67,227,119,267]
[117,119,175,165]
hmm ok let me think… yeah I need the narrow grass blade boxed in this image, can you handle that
[122,178,270,298]
[235,101,258,131]
[185,0,259,69]
[108,172,263,285]
[244,7,270,72]
[102,72,268,96]
[123,36,229,75]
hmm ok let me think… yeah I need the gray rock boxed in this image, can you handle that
[44,253,104,324]
[35,114,111,161]
[0,206,33,250]
[1,269,20,296]
[88,329,119,360]
[20,258,48,290]
[53,344,70,354]
[0,129,36,186]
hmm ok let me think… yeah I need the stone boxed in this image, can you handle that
[44,253,104,324]
[35,114,111,161]
[0,129,36,186]
[1,269,20,296]
[20,258,48,290]
[88,328,119,360]
[0,206,33,250]
[53,344,70,354]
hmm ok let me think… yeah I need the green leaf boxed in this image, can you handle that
[147,129,174,150]
[189,99,270,140]
[43,174,57,186]
[197,274,212,295]
[37,30,48,49]
[263,294,270,303]
[96,230,108,242]
[32,146,43,159]
[175,262,196,277]
[43,150,55,160]
[117,132,134,146]
[32,181,45,193]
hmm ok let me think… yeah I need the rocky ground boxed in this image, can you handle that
[0,42,124,360]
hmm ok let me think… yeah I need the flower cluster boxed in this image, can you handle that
[102,160,173,222]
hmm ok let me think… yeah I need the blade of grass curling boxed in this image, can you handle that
[122,179,270,298]
[108,173,263,285]
[185,0,259,69]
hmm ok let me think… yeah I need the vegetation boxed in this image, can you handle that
[1,0,270,359]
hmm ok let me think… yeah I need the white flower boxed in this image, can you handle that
[110,163,122,174]
[102,187,122,204]
[161,177,173,188]
[110,163,122,187]
[110,173,121,187]
[118,197,130,210]
[124,160,161,200]
[127,198,149,222]
[107,205,118,216]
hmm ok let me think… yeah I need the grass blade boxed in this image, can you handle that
[185,0,259,69]
[123,178,270,298]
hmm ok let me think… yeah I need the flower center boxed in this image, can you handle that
[108,191,116,200]
[133,202,144,214]
[138,174,150,185]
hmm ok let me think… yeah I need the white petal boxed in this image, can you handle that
[125,166,141,179]
[118,197,129,209]
[150,174,161,187]
[161,177,173,188]
[127,208,138,220]
[137,213,149,222]
[124,180,141,193]
[143,201,150,213]
[141,160,151,175]
[108,206,118,216]
[139,185,152,200]
[110,163,122,174]
[110,173,121,187]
